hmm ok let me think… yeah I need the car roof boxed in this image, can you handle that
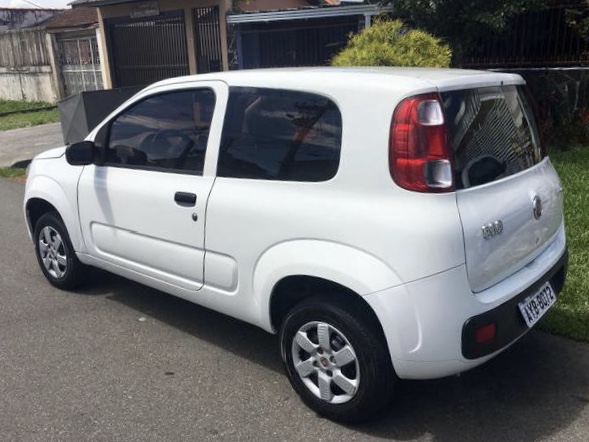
[145,67,524,94]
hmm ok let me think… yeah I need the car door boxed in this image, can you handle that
[77,82,227,291]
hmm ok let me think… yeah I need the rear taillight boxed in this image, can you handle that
[389,93,454,193]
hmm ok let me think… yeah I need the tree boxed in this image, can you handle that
[565,1,589,40]
[382,0,545,65]
[331,19,451,68]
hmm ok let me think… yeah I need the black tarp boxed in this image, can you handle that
[58,87,141,144]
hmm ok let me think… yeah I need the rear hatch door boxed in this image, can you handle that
[441,83,564,293]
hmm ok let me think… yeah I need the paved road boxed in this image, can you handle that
[0,123,64,168]
[1,178,588,442]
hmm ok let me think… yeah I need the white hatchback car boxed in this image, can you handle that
[24,68,567,422]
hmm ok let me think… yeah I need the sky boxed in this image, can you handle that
[0,0,71,8]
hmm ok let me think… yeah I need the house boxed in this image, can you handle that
[45,7,103,98]
[0,8,64,102]
[71,0,233,88]
[226,1,390,69]
[69,0,388,88]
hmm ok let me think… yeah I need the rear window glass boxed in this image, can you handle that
[218,87,342,182]
[441,85,542,189]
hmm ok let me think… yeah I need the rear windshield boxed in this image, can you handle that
[441,85,542,189]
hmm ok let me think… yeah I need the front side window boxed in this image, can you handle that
[106,89,215,174]
[218,87,342,182]
[442,85,543,189]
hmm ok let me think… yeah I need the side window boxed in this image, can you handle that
[105,89,215,174]
[218,87,342,182]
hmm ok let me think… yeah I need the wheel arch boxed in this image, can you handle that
[26,198,60,237]
[253,240,401,332]
[270,276,391,352]
[24,175,84,251]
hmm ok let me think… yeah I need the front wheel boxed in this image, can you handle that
[34,212,87,290]
[280,298,395,423]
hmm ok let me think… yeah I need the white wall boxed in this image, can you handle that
[0,66,56,102]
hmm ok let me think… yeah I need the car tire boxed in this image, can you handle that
[34,212,87,290]
[280,297,395,423]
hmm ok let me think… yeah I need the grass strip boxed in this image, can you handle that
[540,146,589,342]
[0,99,54,113]
[0,106,57,117]
[0,167,26,178]
[0,108,60,131]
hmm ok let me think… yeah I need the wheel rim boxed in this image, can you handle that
[291,321,360,404]
[38,226,67,279]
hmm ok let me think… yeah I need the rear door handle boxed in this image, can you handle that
[174,191,197,207]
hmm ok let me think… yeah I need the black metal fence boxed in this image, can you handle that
[510,68,589,147]
[232,16,361,69]
[105,10,190,87]
[463,6,589,68]
[194,6,223,73]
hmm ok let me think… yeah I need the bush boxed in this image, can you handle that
[522,70,589,150]
[331,19,451,68]
[548,108,589,150]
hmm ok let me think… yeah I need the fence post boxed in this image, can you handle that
[185,7,198,74]
[219,0,229,71]
[97,9,113,89]
[46,32,65,102]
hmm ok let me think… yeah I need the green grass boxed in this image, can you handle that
[0,108,59,131]
[0,167,26,178]
[0,99,54,114]
[0,99,59,131]
[540,146,589,342]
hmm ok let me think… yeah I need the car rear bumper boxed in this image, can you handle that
[461,249,567,359]
[364,224,567,380]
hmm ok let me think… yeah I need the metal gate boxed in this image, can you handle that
[237,16,360,69]
[106,10,189,87]
[57,34,103,97]
[193,6,223,73]
[463,6,589,68]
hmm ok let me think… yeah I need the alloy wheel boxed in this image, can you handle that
[291,321,360,404]
[38,226,67,279]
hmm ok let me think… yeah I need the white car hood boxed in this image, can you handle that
[35,146,66,160]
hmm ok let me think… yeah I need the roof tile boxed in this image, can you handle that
[45,7,98,30]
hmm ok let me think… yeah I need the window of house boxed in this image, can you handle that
[106,89,216,174]
[218,87,342,182]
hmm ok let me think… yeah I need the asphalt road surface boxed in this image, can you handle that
[0,123,64,168]
[1,178,588,442]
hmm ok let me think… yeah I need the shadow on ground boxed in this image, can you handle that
[81,271,589,442]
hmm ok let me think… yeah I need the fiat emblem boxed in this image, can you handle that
[532,195,543,220]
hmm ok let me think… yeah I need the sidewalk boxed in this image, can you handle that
[0,123,64,168]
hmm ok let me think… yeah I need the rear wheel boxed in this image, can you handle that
[34,212,87,290]
[280,297,395,423]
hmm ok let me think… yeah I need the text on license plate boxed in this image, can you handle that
[518,282,556,328]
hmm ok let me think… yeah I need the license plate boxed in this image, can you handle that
[518,282,556,328]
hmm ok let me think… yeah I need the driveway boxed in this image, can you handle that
[0,123,64,168]
[1,178,588,441]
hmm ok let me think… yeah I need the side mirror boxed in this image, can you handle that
[65,141,97,166]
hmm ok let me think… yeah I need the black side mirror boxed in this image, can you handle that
[66,141,97,166]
